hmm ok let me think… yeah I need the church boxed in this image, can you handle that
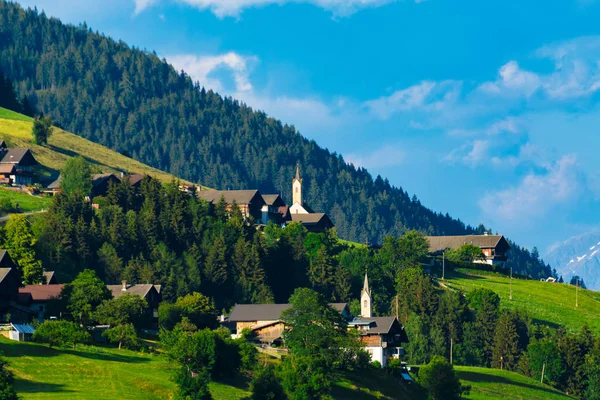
[348,274,409,367]
[197,164,334,233]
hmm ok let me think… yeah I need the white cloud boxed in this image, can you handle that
[479,155,583,221]
[478,61,542,97]
[365,80,461,120]
[168,52,257,93]
[134,0,406,17]
[346,145,406,169]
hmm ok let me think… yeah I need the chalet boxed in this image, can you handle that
[0,252,36,323]
[18,284,64,321]
[106,281,162,324]
[0,142,39,185]
[227,303,351,344]
[348,274,409,367]
[426,234,510,266]
[260,194,287,224]
[91,173,121,198]
[197,189,266,221]
[290,213,334,233]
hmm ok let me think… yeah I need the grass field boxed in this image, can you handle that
[456,366,572,400]
[444,269,600,335]
[0,338,249,400]
[0,107,198,186]
[0,189,52,213]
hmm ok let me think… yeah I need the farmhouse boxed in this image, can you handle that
[348,274,409,367]
[0,141,39,185]
[227,302,351,343]
[197,189,266,221]
[106,281,162,324]
[18,284,64,321]
[426,234,510,266]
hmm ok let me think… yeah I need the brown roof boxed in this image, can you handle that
[228,303,348,322]
[122,173,144,186]
[426,235,508,253]
[0,268,12,283]
[43,271,56,284]
[261,194,285,206]
[0,164,15,174]
[0,148,38,166]
[197,190,265,206]
[92,173,118,187]
[19,284,64,301]
[106,284,156,299]
[290,213,330,225]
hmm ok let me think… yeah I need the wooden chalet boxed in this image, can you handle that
[227,303,350,344]
[18,284,64,321]
[289,213,334,233]
[426,234,510,266]
[106,281,162,326]
[0,142,39,185]
[197,189,266,221]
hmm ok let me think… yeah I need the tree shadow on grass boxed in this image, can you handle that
[0,341,60,358]
[457,371,566,397]
[331,384,380,400]
[215,373,252,391]
[15,378,72,394]
[61,347,151,364]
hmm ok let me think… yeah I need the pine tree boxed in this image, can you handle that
[491,311,520,371]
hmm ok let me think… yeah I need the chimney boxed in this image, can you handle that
[120,171,124,178]
[121,280,127,291]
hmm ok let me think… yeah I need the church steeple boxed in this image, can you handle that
[292,163,303,206]
[361,272,372,318]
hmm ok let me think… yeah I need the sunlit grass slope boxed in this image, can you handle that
[445,268,600,335]
[0,107,194,185]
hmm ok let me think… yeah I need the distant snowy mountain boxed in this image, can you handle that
[545,232,600,291]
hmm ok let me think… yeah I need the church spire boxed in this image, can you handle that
[292,163,303,206]
[295,163,301,181]
[360,272,372,318]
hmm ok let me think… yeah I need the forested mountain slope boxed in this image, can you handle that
[0,1,551,277]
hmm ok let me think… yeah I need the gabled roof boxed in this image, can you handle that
[426,235,509,252]
[350,316,407,337]
[0,141,7,150]
[19,284,64,301]
[92,173,119,187]
[11,323,35,334]
[43,271,57,284]
[0,250,15,268]
[290,213,331,226]
[124,173,144,187]
[0,164,15,174]
[197,190,265,206]
[262,194,285,207]
[228,303,348,322]
[106,284,157,300]
[0,148,38,166]
[0,268,13,283]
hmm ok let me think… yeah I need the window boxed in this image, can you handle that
[295,187,298,193]
[363,300,368,308]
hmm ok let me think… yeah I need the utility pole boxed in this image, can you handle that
[450,338,453,365]
[510,267,513,301]
[541,362,546,384]
[395,294,399,320]
[576,278,579,308]
[500,356,503,371]
[442,252,445,280]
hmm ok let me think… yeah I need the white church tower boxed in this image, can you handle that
[361,272,372,318]
[292,164,303,207]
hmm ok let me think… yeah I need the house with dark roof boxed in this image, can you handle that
[260,194,288,225]
[348,274,409,367]
[0,144,39,185]
[228,302,350,343]
[426,234,510,266]
[18,284,64,321]
[106,281,162,326]
[197,189,266,221]
[290,213,334,233]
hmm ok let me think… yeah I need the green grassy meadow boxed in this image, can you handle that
[444,269,600,335]
[0,189,52,213]
[456,366,573,400]
[0,107,196,185]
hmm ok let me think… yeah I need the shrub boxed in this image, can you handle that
[247,365,287,400]
[0,357,18,400]
[173,367,212,400]
[0,197,12,213]
[33,320,91,348]
[418,356,470,400]
[370,360,382,369]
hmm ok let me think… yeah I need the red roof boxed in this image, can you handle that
[19,284,64,301]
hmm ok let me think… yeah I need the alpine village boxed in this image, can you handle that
[0,2,598,400]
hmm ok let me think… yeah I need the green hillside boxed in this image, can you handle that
[444,268,600,335]
[456,366,573,400]
[0,107,193,185]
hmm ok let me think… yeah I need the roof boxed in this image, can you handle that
[290,213,330,225]
[228,303,348,322]
[92,173,119,187]
[19,284,64,301]
[261,194,285,206]
[125,173,144,186]
[11,324,35,334]
[47,176,61,189]
[43,271,56,284]
[197,190,265,206]
[106,284,156,299]
[0,148,38,166]
[0,164,15,174]
[426,235,508,253]
[351,316,399,335]
[0,268,13,283]
[0,250,15,267]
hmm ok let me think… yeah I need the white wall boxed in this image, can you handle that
[365,346,386,368]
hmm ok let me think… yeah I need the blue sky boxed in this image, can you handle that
[18,0,600,254]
